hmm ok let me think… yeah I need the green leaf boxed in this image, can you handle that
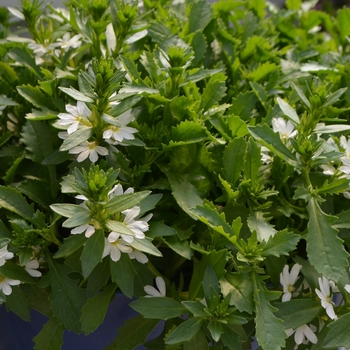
[286,0,301,10]
[222,138,246,187]
[189,203,233,237]
[220,273,254,314]
[244,138,261,182]
[316,178,350,195]
[307,197,349,282]
[0,62,18,85]
[162,235,191,259]
[182,300,207,318]
[80,230,105,278]
[130,297,187,319]
[8,47,41,77]
[33,317,65,350]
[188,0,212,33]
[184,329,209,350]
[291,82,311,108]
[50,203,89,218]
[166,317,203,344]
[253,272,286,350]
[248,124,297,165]
[337,8,350,45]
[26,108,58,121]
[228,116,249,138]
[249,62,277,82]
[200,79,226,112]
[171,121,207,143]
[0,186,34,222]
[275,299,322,330]
[261,230,300,257]
[109,253,135,298]
[182,68,222,85]
[105,220,135,237]
[86,258,111,297]
[59,86,94,103]
[5,286,30,321]
[322,87,347,108]
[130,237,162,257]
[104,191,151,215]
[59,127,93,152]
[147,221,177,238]
[208,320,222,342]
[108,314,160,350]
[324,312,350,348]
[221,325,243,350]
[229,91,257,121]
[80,283,118,334]
[160,166,203,220]
[45,254,86,332]
[54,234,87,259]
[21,120,55,163]
[17,85,53,109]
[276,97,300,125]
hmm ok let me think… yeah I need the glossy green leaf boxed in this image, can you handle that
[222,138,246,187]
[188,0,212,33]
[17,85,53,109]
[253,272,286,350]
[80,230,105,278]
[208,320,222,342]
[249,124,297,165]
[59,127,93,152]
[104,191,151,215]
[275,299,322,330]
[0,186,34,222]
[107,314,160,350]
[80,283,118,334]
[54,234,87,258]
[183,329,209,350]
[130,237,162,257]
[276,97,300,125]
[109,253,135,298]
[261,230,300,257]
[45,255,86,332]
[307,197,349,282]
[59,87,94,103]
[200,79,226,112]
[165,317,203,344]
[324,312,350,348]
[130,297,187,319]
[33,317,65,350]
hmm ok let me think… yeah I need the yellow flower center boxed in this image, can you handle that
[287,284,295,293]
[0,275,5,282]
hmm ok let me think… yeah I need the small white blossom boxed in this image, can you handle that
[285,324,317,346]
[25,259,42,277]
[129,249,148,264]
[260,146,273,164]
[0,246,14,267]
[315,276,337,320]
[69,141,109,163]
[144,276,166,297]
[0,275,21,295]
[280,264,302,302]
[340,157,350,178]
[102,110,137,143]
[56,33,82,51]
[71,223,95,238]
[122,206,152,240]
[340,136,350,158]
[57,102,91,134]
[108,184,134,199]
[103,233,133,262]
[345,284,350,293]
[272,117,297,144]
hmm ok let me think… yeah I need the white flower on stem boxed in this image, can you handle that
[272,117,297,144]
[344,284,350,293]
[103,233,133,262]
[340,157,350,178]
[0,246,14,267]
[122,206,152,240]
[315,276,337,320]
[285,324,317,346]
[129,249,148,264]
[69,141,109,163]
[0,275,21,295]
[25,259,42,277]
[71,223,95,238]
[102,110,137,143]
[260,146,273,164]
[280,264,302,302]
[340,136,350,158]
[144,276,166,297]
[108,184,134,199]
[57,101,92,134]
[56,33,82,51]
